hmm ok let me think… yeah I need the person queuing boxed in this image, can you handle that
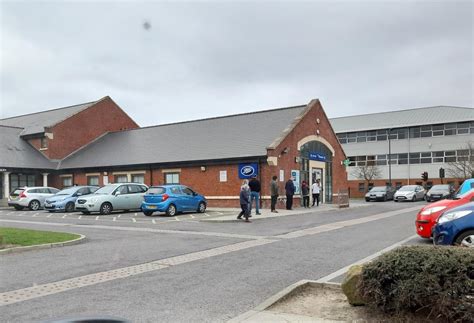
[285,177,296,210]
[248,175,261,215]
[301,180,310,208]
[270,175,279,213]
[237,180,251,222]
[311,179,321,207]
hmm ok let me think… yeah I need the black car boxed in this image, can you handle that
[365,186,396,202]
[425,184,455,202]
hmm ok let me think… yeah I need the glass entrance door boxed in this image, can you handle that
[311,168,323,203]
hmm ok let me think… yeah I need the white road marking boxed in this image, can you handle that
[117,214,121,218]
[62,214,68,219]
[32,213,38,217]
[78,216,82,220]
[204,213,210,217]
[134,213,137,216]
[316,234,419,283]
[113,217,117,222]
[174,216,180,221]
[132,218,137,223]
[46,214,52,218]
[189,214,195,219]
[95,216,99,220]
[152,219,156,224]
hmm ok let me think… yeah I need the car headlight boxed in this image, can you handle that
[438,210,473,224]
[421,206,447,215]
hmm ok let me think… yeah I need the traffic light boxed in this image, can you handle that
[421,171,428,181]
[439,168,445,179]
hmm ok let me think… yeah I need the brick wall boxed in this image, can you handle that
[35,97,139,160]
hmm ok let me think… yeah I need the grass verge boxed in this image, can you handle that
[0,227,80,249]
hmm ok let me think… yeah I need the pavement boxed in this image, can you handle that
[0,200,430,322]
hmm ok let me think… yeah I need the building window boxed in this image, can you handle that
[10,174,36,189]
[165,173,180,184]
[358,183,365,192]
[40,137,48,149]
[87,176,99,186]
[61,176,73,188]
[131,174,145,184]
[114,175,128,183]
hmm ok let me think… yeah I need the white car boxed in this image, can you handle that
[8,186,60,211]
[394,185,426,202]
[75,183,148,215]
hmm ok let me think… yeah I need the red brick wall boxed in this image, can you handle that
[40,97,139,159]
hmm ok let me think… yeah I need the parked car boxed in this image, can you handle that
[44,186,99,212]
[433,201,474,247]
[456,178,474,196]
[416,189,474,238]
[425,184,455,202]
[75,183,148,215]
[365,186,396,202]
[394,185,425,202]
[8,186,60,211]
[141,185,207,216]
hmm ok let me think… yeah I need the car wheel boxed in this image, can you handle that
[100,202,113,215]
[29,200,40,211]
[65,202,75,213]
[48,210,55,213]
[143,211,154,216]
[81,211,90,215]
[365,198,370,202]
[394,199,398,202]
[166,204,177,216]
[383,195,387,202]
[197,202,206,213]
[13,206,24,211]
[411,195,416,202]
[454,230,474,247]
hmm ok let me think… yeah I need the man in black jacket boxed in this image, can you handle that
[285,177,296,210]
[248,175,261,215]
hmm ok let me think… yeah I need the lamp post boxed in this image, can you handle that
[388,128,392,187]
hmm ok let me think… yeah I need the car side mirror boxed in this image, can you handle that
[115,191,121,196]
[76,193,82,197]
[193,192,197,196]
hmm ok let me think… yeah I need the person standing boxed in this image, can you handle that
[248,175,261,215]
[285,177,296,210]
[237,180,251,222]
[301,180,310,208]
[312,179,321,207]
[270,175,279,213]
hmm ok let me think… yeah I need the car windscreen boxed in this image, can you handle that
[10,189,24,196]
[399,186,417,191]
[147,187,166,195]
[430,185,449,192]
[94,185,117,194]
[56,187,78,195]
[369,187,386,192]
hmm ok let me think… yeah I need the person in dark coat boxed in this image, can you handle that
[270,175,279,213]
[285,177,296,210]
[301,180,310,208]
[237,180,251,222]
[248,175,261,215]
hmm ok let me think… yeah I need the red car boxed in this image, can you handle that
[416,189,474,238]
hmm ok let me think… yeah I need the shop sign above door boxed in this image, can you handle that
[309,152,327,162]
[238,163,258,179]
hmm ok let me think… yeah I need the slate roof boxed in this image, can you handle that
[0,100,98,136]
[330,106,474,133]
[59,105,308,169]
[0,126,58,169]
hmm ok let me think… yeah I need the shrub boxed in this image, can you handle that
[359,246,474,322]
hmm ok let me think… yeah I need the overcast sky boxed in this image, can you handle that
[0,0,472,126]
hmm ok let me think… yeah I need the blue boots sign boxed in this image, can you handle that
[309,152,327,162]
[238,163,258,179]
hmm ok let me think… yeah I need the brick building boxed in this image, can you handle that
[0,97,348,208]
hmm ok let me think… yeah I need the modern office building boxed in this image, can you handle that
[330,106,474,197]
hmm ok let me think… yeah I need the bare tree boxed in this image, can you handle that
[446,141,474,180]
[351,164,382,192]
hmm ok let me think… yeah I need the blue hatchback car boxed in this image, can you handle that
[45,186,99,212]
[456,178,474,196]
[433,201,474,247]
[141,185,207,216]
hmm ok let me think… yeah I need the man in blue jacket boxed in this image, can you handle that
[285,177,296,210]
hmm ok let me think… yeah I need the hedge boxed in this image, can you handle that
[359,246,474,322]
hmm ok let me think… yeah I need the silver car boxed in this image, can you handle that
[394,185,426,202]
[75,183,148,215]
[8,186,60,211]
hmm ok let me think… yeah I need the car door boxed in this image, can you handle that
[112,185,129,210]
[181,186,198,211]
[416,186,424,200]
[127,184,145,209]
[38,188,53,206]
[169,186,186,211]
